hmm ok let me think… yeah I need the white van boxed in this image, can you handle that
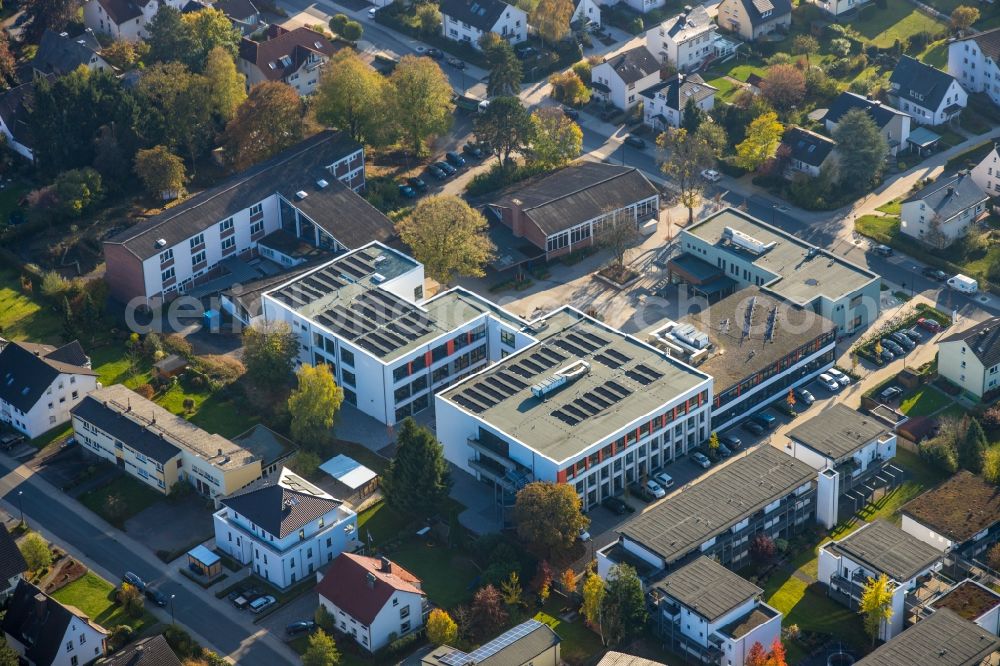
[947,274,978,294]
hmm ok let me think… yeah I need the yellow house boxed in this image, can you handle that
[716,0,791,41]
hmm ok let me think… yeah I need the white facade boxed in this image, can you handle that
[893,80,967,126]
[1,371,97,440]
[0,107,33,161]
[591,60,661,111]
[901,513,957,552]
[949,35,1000,108]
[971,146,1000,198]
[900,193,988,249]
[641,79,716,130]
[808,0,869,16]
[5,609,107,666]
[622,0,666,13]
[83,0,185,41]
[441,4,527,50]
[937,337,996,398]
[573,0,601,26]
[645,8,718,71]
[662,593,782,666]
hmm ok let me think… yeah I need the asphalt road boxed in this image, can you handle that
[0,458,292,666]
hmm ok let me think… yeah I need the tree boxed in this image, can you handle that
[136,62,215,169]
[599,208,640,272]
[786,388,796,410]
[983,445,1000,483]
[329,13,349,33]
[658,124,723,224]
[602,564,647,647]
[147,7,192,64]
[708,431,720,454]
[22,0,79,40]
[381,418,452,518]
[427,609,458,646]
[302,629,341,666]
[117,582,145,618]
[768,638,789,666]
[474,96,533,166]
[340,20,363,41]
[225,82,304,170]
[288,364,344,448]
[183,8,242,70]
[0,34,16,89]
[484,39,522,97]
[560,568,578,594]
[951,5,980,32]
[205,46,247,122]
[549,70,591,106]
[750,534,776,564]
[832,108,888,191]
[581,571,606,641]
[19,532,52,571]
[792,35,819,65]
[54,168,103,217]
[735,112,783,172]
[40,271,70,299]
[987,543,1000,570]
[395,195,495,284]
[416,3,442,36]
[529,107,582,168]
[681,97,707,133]
[532,0,574,44]
[959,416,988,473]
[745,642,768,666]
[242,321,299,387]
[314,50,388,145]
[859,573,894,646]
[102,40,149,71]
[134,146,187,201]
[291,450,322,478]
[514,481,589,558]
[761,64,806,112]
[500,571,523,606]
[471,585,508,638]
[390,56,454,156]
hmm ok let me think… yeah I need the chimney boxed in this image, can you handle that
[366,572,376,589]
[380,556,392,574]
[947,186,955,196]
[217,448,223,457]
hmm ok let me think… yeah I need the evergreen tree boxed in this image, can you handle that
[601,564,647,647]
[959,417,988,473]
[681,97,706,133]
[381,418,452,518]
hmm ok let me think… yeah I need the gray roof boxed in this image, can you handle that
[825,519,942,582]
[221,263,322,321]
[903,172,988,221]
[491,161,659,237]
[0,341,96,413]
[781,126,836,168]
[619,446,815,566]
[103,635,182,666]
[106,131,392,262]
[221,468,346,539]
[604,46,660,85]
[639,73,717,111]
[32,29,103,77]
[596,654,667,666]
[3,580,107,666]
[438,0,511,31]
[656,556,761,622]
[440,308,710,464]
[901,470,1000,543]
[214,0,259,20]
[0,76,53,151]
[423,619,560,666]
[661,5,714,41]
[825,91,909,129]
[0,525,27,583]
[960,27,1000,64]
[786,403,890,462]
[941,317,1000,369]
[738,0,791,25]
[890,55,959,112]
[856,608,1000,666]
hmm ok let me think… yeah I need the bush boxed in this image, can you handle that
[135,383,155,400]
[571,59,592,82]
[290,450,321,478]
[466,162,545,197]
[163,334,192,358]
[193,355,246,387]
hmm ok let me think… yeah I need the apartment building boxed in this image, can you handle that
[900,172,989,248]
[931,581,1000,636]
[970,143,1000,197]
[237,26,340,96]
[857,608,1000,666]
[70,384,262,500]
[103,131,390,305]
[716,0,791,41]
[439,0,527,50]
[591,46,662,111]
[261,242,532,426]
[901,470,1000,560]
[936,317,1000,399]
[423,619,560,666]
[213,467,358,588]
[640,73,717,131]
[949,28,1000,109]
[645,6,718,71]
[436,307,712,517]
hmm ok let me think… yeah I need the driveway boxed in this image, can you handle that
[124,495,214,560]
[259,592,317,639]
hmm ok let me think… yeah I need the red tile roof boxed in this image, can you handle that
[238,25,340,81]
[316,553,424,625]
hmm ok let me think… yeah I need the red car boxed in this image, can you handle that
[917,317,942,332]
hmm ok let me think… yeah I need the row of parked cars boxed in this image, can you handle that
[399,145,488,198]
[872,322,938,364]
[122,571,169,608]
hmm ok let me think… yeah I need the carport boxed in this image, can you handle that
[320,454,379,501]
[187,544,222,579]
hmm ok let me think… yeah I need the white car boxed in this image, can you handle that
[578,527,591,542]
[818,373,840,392]
[691,452,711,469]
[827,368,851,386]
[646,479,666,499]
[368,6,377,17]
[653,471,674,489]
[250,595,276,614]
[701,169,722,182]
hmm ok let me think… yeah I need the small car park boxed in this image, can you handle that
[250,595,277,614]
[879,348,895,363]
[629,481,654,502]
[881,338,905,356]
[653,471,674,489]
[286,621,316,636]
[890,331,915,351]
[879,386,903,402]
[230,588,259,610]
[721,434,742,451]
[123,572,146,592]
[646,479,666,499]
[701,169,722,182]
[601,496,629,515]
[826,368,851,386]
[742,420,765,435]
[716,442,732,458]
[435,161,456,176]
[624,135,646,149]
[426,164,447,180]
[917,317,941,332]
[794,387,815,405]
[691,452,711,469]
[901,328,921,343]
[445,151,466,168]
[407,176,427,192]
[818,373,840,391]
[751,412,777,429]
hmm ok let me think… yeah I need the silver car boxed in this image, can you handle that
[826,368,850,386]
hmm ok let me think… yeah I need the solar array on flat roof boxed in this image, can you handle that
[438,619,546,666]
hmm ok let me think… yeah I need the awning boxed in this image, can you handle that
[187,544,220,567]
[667,252,724,283]
[908,126,941,148]
[320,454,377,490]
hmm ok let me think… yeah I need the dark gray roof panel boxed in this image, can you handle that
[902,173,988,221]
[856,608,1000,666]
[786,403,890,461]
[605,46,660,85]
[222,470,342,539]
[781,126,836,168]
[890,55,959,112]
[826,519,942,582]
[0,341,95,413]
[438,0,510,31]
[656,556,762,622]
[940,316,1000,369]
[825,91,908,128]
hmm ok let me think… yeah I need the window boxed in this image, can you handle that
[249,203,263,216]
[400,605,410,618]
[222,236,236,251]
[500,329,515,347]
[190,233,205,248]
[250,220,264,235]
[220,217,234,233]
[401,621,411,633]
[414,285,424,300]
[342,369,356,387]
[159,248,173,263]
[340,348,354,366]
[67,641,74,652]
[192,250,206,266]
[161,267,175,282]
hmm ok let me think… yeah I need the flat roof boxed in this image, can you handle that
[230,424,296,466]
[656,556,762,622]
[856,608,1000,666]
[825,519,942,582]
[439,308,710,464]
[933,581,1000,622]
[619,446,815,565]
[320,454,377,490]
[786,403,890,462]
[187,544,220,566]
[683,208,878,305]
[902,471,1000,543]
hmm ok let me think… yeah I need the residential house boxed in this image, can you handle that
[970,143,1000,197]
[889,55,967,125]
[0,525,28,601]
[214,0,262,34]
[439,0,527,50]
[716,0,791,41]
[782,403,897,528]
[948,27,1000,109]
[598,446,817,577]
[421,619,560,665]
[237,26,339,96]
[808,0,870,16]
[596,655,667,666]
[0,75,54,162]
[779,126,838,179]
[29,29,110,77]
[316,553,426,652]
[936,319,1000,399]
[486,161,660,260]
[2,580,109,666]
[0,341,98,440]
[818,519,944,640]
[70,384,263,499]
[103,131,386,305]
[931,581,1000,637]
[900,172,989,247]
[640,73,717,131]
[901,470,1000,559]
[572,0,601,27]
[855,608,1000,666]
[213,467,357,588]
[645,6,719,72]
[591,46,661,111]
[652,557,782,666]
[83,0,186,41]
[824,91,911,156]
[100,635,182,666]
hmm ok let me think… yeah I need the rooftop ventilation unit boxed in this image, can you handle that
[316,179,329,189]
[672,322,710,349]
[722,226,776,255]
[531,360,591,400]
[295,191,308,200]
[374,255,387,265]
[155,239,167,248]
[370,273,386,284]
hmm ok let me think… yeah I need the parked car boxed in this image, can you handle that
[879,348,896,363]
[818,373,840,391]
[367,6,377,17]
[890,331,916,351]
[827,368,851,386]
[902,328,922,343]
[879,386,903,402]
[515,44,538,58]
[462,143,484,159]
[445,151,466,168]
[881,338,905,356]
[425,47,443,59]
[123,572,146,592]
[445,56,466,69]
[716,442,732,458]
[742,420,765,435]
[562,106,579,120]
[794,388,815,405]
[721,434,742,450]
[286,621,316,636]
[624,135,646,149]
[602,496,628,515]
[691,452,711,469]
[426,164,447,180]
[922,267,948,281]
[701,169,722,182]
[917,317,942,332]
[0,433,24,450]
[407,176,427,192]
[653,471,674,489]
[144,587,168,607]
[435,161,456,175]
[751,412,777,429]
[646,479,666,499]
[872,244,893,256]
[578,527,591,542]
[398,184,416,198]
[629,481,654,502]
[250,595,276,614]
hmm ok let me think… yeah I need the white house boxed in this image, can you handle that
[439,0,527,50]
[900,172,988,248]
[949,28,1000,108]
[645,6,719,72]
[889,55,967,125]
[83,0,186,41]
[591,46,661,111]
[783,404,897,528]
[237,25,339,96]
[316,553,426,652]
[818,520,943,641]
[214,467,357,589]
[935,319,1000,399]
[640,73,716,130]
[808,0,870,16]
[2,580,108,666]
[0,75,53,162]
[31,29,111,77]
[572,0,601,27]
[0,341,97,440]
[0,525,27,602]
[778,126,838,180]
[901,470,1000,560]
[654,557,783,666]
[970,142,1000,198]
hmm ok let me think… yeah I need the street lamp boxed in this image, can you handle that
[170,594,176,625]
[16,490,23,526]
[771,203,778,226]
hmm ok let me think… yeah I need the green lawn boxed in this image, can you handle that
[937,129,966,148]
[357,502,413,546]
[856,214,899,241]
[0,185,28,223]
[52,571,153,632]
[89,345,151,390]
[705,76,737,102]
[0,268,63,344]
[29,423,73,449]
[876,200,901,215]
[839,448,949,529]
[533,599,604,665]
[899,385,953,416]
[79,474,163,527]
[848,0,947,48]
[919,39,949,68]
[391,541,480,609]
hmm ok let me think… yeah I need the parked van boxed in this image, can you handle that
[947,274,978,294]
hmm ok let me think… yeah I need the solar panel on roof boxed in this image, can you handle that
[625,369,653,386]
[605,348,632,364]
[555,339,587,357]
[551,410,579,426]
[496,371,527,389]
[593,354,622,369]
[338,263,368,279]
[572,398,601,416]
[580,330,610,347]
[477,384,506,401]
[485,376,518,397]
[564,404,588,420]
[583,391,611,408]
[453,394,485,414]
[605,380,633,398]
[537,347,567,363]
[461,620,545,665]
[509,364,533,378]
[634,363,664,381]
[521,359,544,373]
[566,333,598,352]
[465,387,498,407]
[529,353,556,369]
[594,385,619,402]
